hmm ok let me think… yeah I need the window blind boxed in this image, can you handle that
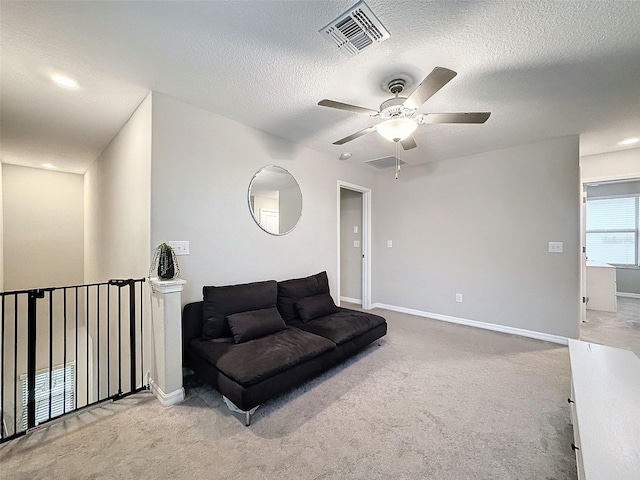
[586,197,639,266]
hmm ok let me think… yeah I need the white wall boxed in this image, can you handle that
[150,92,375,304]
[84,94,152,282]
[3,164,84,290]
[1,164,85,376]
[340,189,362,301]
[581,148,640,183]
[373,136,581,339]
[83,93,151,413]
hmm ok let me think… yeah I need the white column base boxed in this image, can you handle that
[149,277,187,407]
[150,379,185,406]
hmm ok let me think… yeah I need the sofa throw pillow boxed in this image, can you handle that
[277,271,330,322]
[296,293,338,322]
[202,280,277,339]
[226,307,287,344]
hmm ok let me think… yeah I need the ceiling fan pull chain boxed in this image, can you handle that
[395,141,399,180]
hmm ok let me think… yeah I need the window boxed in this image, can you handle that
[586,196,639,266]
[21,363,75,429]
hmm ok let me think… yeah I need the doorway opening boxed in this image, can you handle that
[337,181,372,310]
[580,176,640,356]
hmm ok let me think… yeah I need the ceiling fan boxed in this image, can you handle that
[318,67,491,151]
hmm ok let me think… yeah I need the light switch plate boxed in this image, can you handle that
[168,241,190,255]
[387,240,393,248]
[548,241,563,253]
[354,226,358,234]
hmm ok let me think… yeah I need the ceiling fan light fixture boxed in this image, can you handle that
[377,118,417,142]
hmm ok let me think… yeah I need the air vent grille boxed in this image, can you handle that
[365,156,407,169]
[320,1,390,56]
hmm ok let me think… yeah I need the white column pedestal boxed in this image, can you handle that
[149,277,187,406]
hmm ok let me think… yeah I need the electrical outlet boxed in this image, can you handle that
[548,241,563,253]
[456,293,463,303]
[354,240,360,248]
[387,240,393,248]
[168,241,190,255]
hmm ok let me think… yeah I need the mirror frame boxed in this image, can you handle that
[247,165,303,236]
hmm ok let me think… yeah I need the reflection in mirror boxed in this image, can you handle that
[248,165,303,235]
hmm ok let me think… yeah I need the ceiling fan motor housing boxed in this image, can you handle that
[379,96,415,119]
[378,78,418,119]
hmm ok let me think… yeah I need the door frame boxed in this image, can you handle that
[580,173,640,331]
[337,181,372,310]
[580,184,587,326]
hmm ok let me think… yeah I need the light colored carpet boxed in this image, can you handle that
[581,297,640,357]
[0,307,577,479]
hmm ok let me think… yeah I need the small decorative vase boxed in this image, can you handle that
[157,246,175,280]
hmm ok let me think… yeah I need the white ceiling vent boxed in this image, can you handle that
[320,0,390,56]
[365,156,406,169]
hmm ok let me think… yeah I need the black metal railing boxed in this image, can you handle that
[0,278,147,443]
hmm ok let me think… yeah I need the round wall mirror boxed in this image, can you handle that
[248,165,302,235]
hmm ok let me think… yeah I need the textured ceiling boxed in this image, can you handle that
[1,1,640,175]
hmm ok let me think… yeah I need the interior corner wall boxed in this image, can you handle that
[373,136,581,339]
[84,93,151,282]
[3,164,84,290]
[150,92,375,304]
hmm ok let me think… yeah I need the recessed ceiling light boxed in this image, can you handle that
[51,74,79,89]
[618,137,639,146]
[42,163,56,169]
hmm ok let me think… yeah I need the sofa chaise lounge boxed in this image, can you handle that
[182,271,387,425]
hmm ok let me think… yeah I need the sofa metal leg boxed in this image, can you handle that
[377,338,382,346]
[223,396,259,426]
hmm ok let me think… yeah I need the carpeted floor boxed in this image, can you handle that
[581,296,640,357]
[1,307,578,479]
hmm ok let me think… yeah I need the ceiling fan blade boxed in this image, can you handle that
[318,99,379,116]
[400,135,417,150]
[419,112,491,124]
[333,126,377,145]
[403,67,458,110]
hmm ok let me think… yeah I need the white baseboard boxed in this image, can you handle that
[149,380,185,406]
[617,292,640,299]
[340,296,362,305]
[371,303,569,345]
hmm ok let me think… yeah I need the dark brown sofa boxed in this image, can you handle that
[182,271,387,425]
